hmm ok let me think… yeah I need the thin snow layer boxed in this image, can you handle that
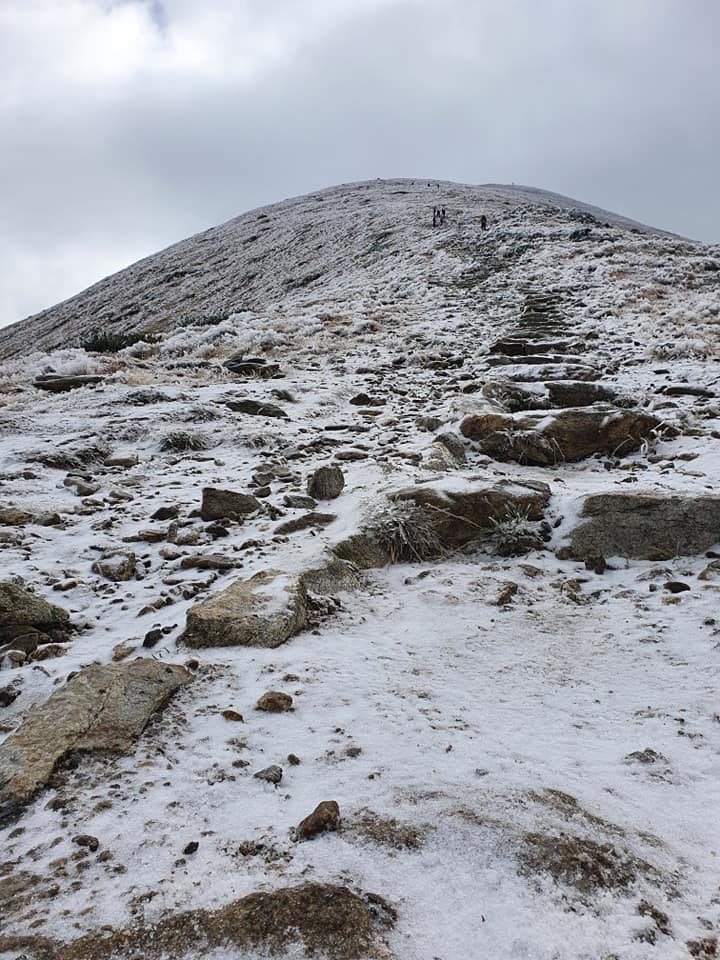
[0,181,719,959]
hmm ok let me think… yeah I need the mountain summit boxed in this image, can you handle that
[0,178,689,361]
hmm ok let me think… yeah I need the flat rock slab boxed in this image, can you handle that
[557,492,720,560]
[0,882,395,960]
[182,569,308,648]
[0,659,190,824]
[33,375,104,393]
[225,398,289,419]
[461,407,660,465]
[0,582,71,646]
[490,339,576,356]
[545,380,619,408]
[274,512,337,535]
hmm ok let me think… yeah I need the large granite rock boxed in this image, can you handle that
[0,582,71,646]
[460,407,660,465]
[557,492,720,561]
[0,659,190,823]
[182,569,308,648]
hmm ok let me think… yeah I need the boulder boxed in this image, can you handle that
[558,492,720,561]
[307,465,345,500]
[0,659,190,823]
[295,800,341,841]
[391,479,550,548]
[460,407,660,465]
[333,480,550,566]
[256,691,294,712]
[182,569,308,648]
[91,551,137,582]
[200,487,261,521]
[0,582,71,646]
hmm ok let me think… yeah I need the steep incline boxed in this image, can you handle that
[0,179,691,362]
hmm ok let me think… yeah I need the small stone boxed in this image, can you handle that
[254,764,283,785]
[307,465,345,500]
[183,841,199,855]
[143,629,163,649]
[495,582,519,606]
[256,691,293,713]
[73,834,99,852]
[584,555,607,575]
[221,709,244,722]
[206,524,229,539]
[283,494,317,510]
[287,753,300,765]
[663,581,690,593]
[294,800,340,841]
[345,746,362,758]
[151,506,180,521]
[0,686,19,707]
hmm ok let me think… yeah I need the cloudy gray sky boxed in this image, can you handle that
[1,0,718,329]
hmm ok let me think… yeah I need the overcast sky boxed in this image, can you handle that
[1,0,718,329]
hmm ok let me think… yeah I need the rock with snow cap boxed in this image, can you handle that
[181,569,308,648]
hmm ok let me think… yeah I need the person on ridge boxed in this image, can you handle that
[480,214,488,231]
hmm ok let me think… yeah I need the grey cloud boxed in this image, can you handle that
[1,0,718,328]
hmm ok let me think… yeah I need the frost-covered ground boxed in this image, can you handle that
[0,180,719,959]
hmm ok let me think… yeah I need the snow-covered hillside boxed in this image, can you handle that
[0,178,695,362]
[0,180,719,960]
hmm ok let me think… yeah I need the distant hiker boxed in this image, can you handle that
[440,206,446,225]
[480,214,488,231]
[432,206,437,227]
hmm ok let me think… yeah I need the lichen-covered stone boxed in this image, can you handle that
[182,570,308,648]
[0,659,190,823]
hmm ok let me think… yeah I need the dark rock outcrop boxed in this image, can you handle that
[557,492,720,560]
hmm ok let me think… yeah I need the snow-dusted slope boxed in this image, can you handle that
[0,181,720,960]
[0,178,692,362]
